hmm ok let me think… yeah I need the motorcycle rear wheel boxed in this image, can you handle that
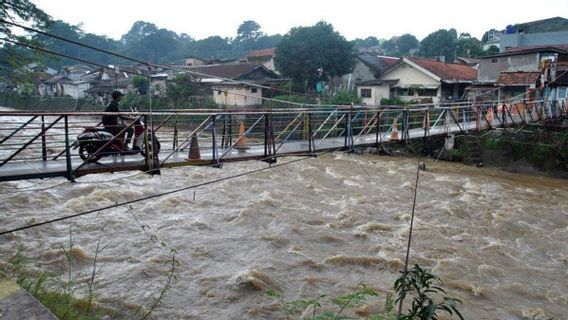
[78,142,102,162]
[140,136,161,159]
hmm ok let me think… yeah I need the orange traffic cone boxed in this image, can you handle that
[390,117,399,140]
[236,120,248,150]
[187,135,201,160]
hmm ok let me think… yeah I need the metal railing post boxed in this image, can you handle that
[212,115,220,168]
[307,113,314,153]
[64,116,74,182]
[345,110,354,151]
[375,111,381,145]
[41,115,47,161]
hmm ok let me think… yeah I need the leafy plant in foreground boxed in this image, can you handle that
[394,264,464,320]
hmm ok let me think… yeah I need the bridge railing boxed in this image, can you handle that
[0,98,566,181]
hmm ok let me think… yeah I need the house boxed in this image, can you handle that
[473,45,568,102]
[85,78,132,104]
[489,17,568,53]
[344,53,400,91]
[80,66,134,101]
[361,57,477,105]
[246,48,277,72]
[38,75,91,99]
[63,64,93,80]
[150,74,168,96]
[187,63,283,107]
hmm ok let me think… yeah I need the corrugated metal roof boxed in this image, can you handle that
[358,53,400,74]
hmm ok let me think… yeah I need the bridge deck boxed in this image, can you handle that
[0,101,565,181]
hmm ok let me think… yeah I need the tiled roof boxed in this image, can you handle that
[496,72,541,85]
[247,48,276,58]
[407,57,477,81]
[359,53,400,74]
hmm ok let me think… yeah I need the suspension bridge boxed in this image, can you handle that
[0,99,566,182]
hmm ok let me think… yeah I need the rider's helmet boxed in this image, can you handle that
[111,90,124,99]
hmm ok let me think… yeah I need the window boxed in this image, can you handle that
[360,88,372,98]
[251,88,257,93]
[423,89,437,96]
[217,90,222,95]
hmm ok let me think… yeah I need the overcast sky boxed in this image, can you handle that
[32,0,568,41]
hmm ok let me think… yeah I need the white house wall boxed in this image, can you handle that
[61,82,90,99]
[360,84,389,105]
[213,85,262,107]
[380,63,441,103]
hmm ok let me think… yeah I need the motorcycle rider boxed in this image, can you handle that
[102,90,135,150]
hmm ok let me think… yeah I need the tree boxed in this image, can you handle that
[0,0,51,39]
[398,33,419,55]
[480,45,500,56]
[419,29,458,62]
[275,21,355,93]
[120,21,159,45]
[167,73,209,107]
[190,36,231,60]
[132,75,149,95]
[352,36,380,49]
[33,20,83,68]
[120,21,181,63]
[236,20,262,41]
[456,33,483,58]
[381,36,398,56]
[0,0,52,88]
[79,33,120,65]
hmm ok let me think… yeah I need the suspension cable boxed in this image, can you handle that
[396,155,422,319]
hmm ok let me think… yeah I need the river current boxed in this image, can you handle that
[0,151,567,319]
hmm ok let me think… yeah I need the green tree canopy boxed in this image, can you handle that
[0,0,52,87]
[236,20,262,41]
[167,73,210,107]
[381,36,398,56]
[0,0,52,38]
[480,45,500,56]
[120,21,180,63]
[352,36,380,49]
[189,36,231,60]
[398,33,419,55]
[275,21,355,92]
[456,33,483,57]
[419,28,458,62]
[32,20,83,68]
[132,75,149,94]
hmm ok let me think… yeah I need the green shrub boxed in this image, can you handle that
[267,264,463,320]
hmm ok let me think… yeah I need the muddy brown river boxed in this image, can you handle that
[0,153,567,319]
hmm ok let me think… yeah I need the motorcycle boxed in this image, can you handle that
[74,117,160,163]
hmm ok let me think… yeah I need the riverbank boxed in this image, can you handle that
[370,120,568,179]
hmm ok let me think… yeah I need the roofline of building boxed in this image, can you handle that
[478,46,567,58]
